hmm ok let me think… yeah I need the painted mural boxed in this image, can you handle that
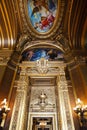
[22,48,64,61]
[27,0,57,33]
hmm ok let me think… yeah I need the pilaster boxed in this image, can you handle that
[9,68,29,130]
[57,67,75,130]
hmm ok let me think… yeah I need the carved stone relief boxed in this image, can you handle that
[29,86,56,113]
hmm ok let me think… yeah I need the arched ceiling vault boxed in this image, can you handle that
[0,0,18,50]
[0,0,87,62]
[68,0,87,50]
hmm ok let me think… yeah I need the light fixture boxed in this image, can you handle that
[39,120,47,126]
[36,58,49,74]
[0,99,10,128]
[39,120,47,130]
[73,98,87,128]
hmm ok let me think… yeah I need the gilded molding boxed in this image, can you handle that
[22,40,65,53]
[16,33,32,52]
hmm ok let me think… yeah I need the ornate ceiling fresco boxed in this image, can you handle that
[22,0,65,39]
[0,0,87,63]
[27,0,58,33]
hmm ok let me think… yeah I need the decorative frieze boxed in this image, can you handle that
[19,61,66,76]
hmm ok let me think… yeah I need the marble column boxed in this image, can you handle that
[57,67,75,130]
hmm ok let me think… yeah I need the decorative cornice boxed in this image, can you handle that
[19,61,66,76]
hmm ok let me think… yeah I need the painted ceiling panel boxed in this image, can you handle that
[22,48,64,61]
[27,0,58,33]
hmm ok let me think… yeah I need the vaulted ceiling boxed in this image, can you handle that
[0,0,87,62]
